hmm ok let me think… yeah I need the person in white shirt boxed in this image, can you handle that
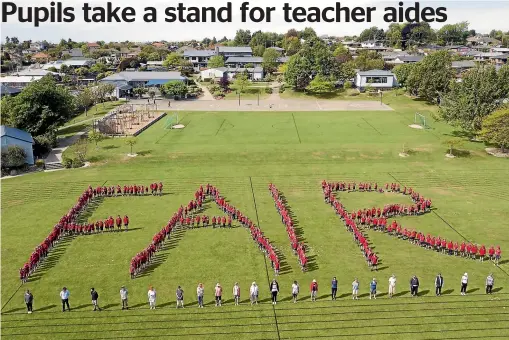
[486,274,494,294]
[148,286,157,309]
[250,282,259,305]
[233,283,241,306]
[460,273,468,295]
[60,287,70,312]
[120,286,128,310]
[291,281,299,303]
[197,283,204,308]
[388,274,397,298]
[352,279,359,300]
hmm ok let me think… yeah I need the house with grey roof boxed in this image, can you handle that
[42,59,95,70]
[100,71,186,87]
[390,55,424,64]
[224,56,287,68]
[0,84,22,97]
[0,125,34,165]
[200,67,264,81]
[182,50,216,71]
[62,48,84,59]
[355,69,398,90]
[215,46,252,58]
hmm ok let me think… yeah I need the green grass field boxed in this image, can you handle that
[1,92,508,339]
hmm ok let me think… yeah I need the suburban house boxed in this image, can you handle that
[492,54,509,67]
[381,51,409,62]
[224,56,288,68]
[0,84,22,97]
[491,47,509,54]
[467,36,500,46]
[360,40,386,48]
[473,52,505,62]
[183,50,216,71]
[16,69,58,77]
[31,52,50,63]
[0,76,44,88]
[445,45,471,55]
[100,71,186,90]
[62,48,84,59]
[87,42,100,51]
[119,47,141,58]
[355,69,398,90]
[215,46,253,58]
[152,42,167,49]
[200,67,264,81]
[389,55,424,65]
[145,61,165,71]
[42,59,95,70]
[0,126,35,165]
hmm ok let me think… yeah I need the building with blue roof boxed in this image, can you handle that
[0,126,35,165]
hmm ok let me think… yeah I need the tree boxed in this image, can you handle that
[88,130,104,149]
[90,63,108,74]
[285,55,312,90]
[481,108,509,153]
[402,22,436,49]
[438,65,503,133]
[358,26,385,42]
[93,83,116,106]
[208,55,225,68]
[46,66,58,72]
[60,64,72,74]
[306,75,335,94]
[407,50,453,103]
[299,27,317,40]
[386,23,403,48]
[352,50,384,71]
[442,138,464,157]
[161,81,188,97]
[393,63,416,87]
[0,76,75,136]
[75,88,94,116]
[74,137,88,164]
[262,48,281,73]
[75,67,89,77]
[162,52,182,68]
[233,29,251,46]
[285,29,299,38]
[252,45,265,57]
[125,138,137,155]
[218,76,230,91]
[132,87,147,99]
[148,90,156,100]
[282,36,301,56]
[436,22,469,45]
[232,74,250,93]
[332,44,348,57]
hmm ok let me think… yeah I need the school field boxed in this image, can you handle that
[1,93,509,339]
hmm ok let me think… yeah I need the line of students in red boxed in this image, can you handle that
[63,215,129,234]
[91,183,163,197]
[20,183,161,283]
[322,180,502,265]
[268,184,308,271]
[208,184,281,275]
[130,185,281,278]
[323,185,379,270]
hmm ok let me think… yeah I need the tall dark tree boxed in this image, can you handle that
[1,76,75,136]
[233,30,251,46]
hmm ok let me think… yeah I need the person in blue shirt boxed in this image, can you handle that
[331,277,338,301]
[370,278,377,300]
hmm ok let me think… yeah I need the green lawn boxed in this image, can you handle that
[57,101,123,138]
[2,92,508,339]
[224,87,270,100]
[280,88,380,100]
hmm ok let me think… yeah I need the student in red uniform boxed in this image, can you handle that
[158,182,163,196]
[479,245,486,262]
[123,215,129,231]
[116,215,122,231]
[495,246,501,266]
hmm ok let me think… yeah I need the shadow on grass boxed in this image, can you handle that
[102,145,119,150]
[446,149,471,158]
[57,123,88,137]
[137,230,184,278]
[29,236,75,282]
[137,150,153,156]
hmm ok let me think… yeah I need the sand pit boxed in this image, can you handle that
[445,153,456,158]
[172,124,185,129]
[409,124,424,129]
[399,152,409,157]
[485,148,509,158]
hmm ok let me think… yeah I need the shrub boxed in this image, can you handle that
[1,145,26,168]
[343,81,353,89]
[264,86,273,94]
[212,90,225,98]
[202,78,211,83]
[349,92,360,96]
[62,156,73,168]
[208,84,221,93]
[279,84,286,93]
[35,159,45,168]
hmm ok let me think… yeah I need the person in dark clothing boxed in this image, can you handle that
[24,290,33,314]
[331,277,338,301]
[269,279,279,305]
[410,276,420,297]
[435,273,444,296]
[91,288,101,311]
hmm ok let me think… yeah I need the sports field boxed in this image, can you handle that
[1,93,508,340]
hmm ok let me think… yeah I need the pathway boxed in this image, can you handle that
[44,131,86,163]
